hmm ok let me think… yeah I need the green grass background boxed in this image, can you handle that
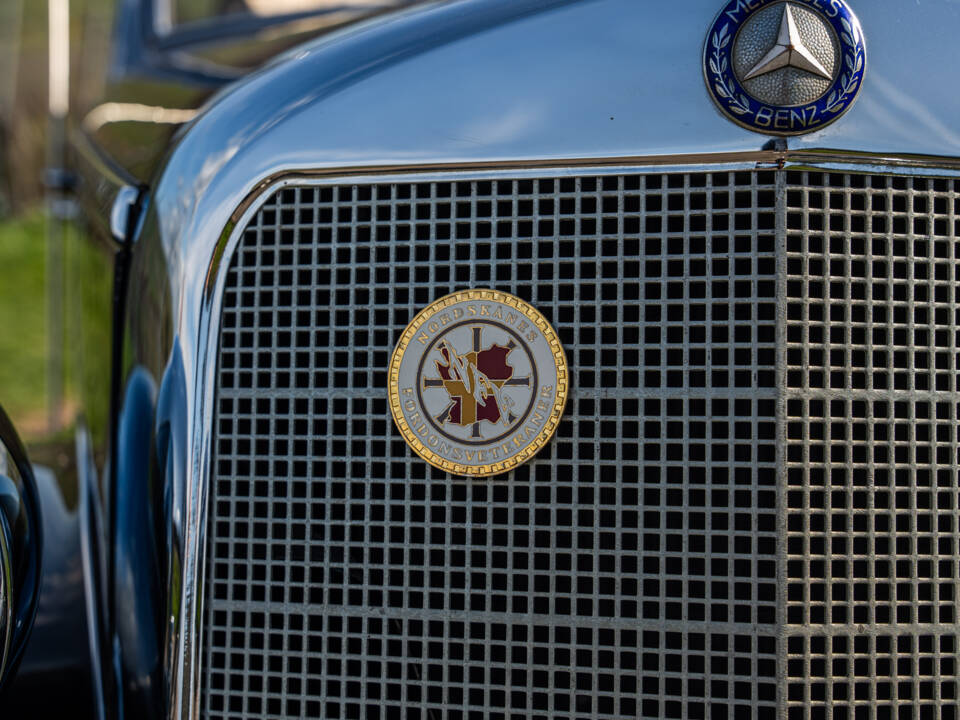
[0,212,112,451]
[0,213,49,435]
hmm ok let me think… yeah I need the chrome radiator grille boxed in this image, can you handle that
[201,170,960,719]
[784,172,960,719]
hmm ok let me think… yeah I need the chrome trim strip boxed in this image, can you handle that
[177,154,960,720]
[223,149,960,227]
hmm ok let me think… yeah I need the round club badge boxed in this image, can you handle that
[388,290,568,477]
[704,0,866,136]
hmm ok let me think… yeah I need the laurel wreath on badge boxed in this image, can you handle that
[822,16,864,115]
[709,24,752,117]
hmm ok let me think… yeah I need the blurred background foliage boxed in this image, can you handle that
[0,213,48,432]
[0,0,364,450]
[1,1,46,214]
[0,0,115,446]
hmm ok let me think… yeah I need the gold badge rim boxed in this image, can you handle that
[388,289,569,477]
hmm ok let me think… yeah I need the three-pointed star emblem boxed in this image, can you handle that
[744,3,832,81]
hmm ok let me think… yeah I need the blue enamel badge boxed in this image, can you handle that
[704,0,866,136]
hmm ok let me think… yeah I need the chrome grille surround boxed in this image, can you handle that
[198,167,960,720]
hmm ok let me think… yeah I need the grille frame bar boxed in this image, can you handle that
[175,160,960,720]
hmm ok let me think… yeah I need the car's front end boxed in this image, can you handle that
[7,0,960,718]
[118,2,960,718]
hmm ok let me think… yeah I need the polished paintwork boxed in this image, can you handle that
[26,0,960,718]
[77,424,108,720]
[0,406,43,697]
[113,368,164,718]
[153,338,188,710]
[4,467,94,719]
[0,486,11,686]
[72,129,143,246]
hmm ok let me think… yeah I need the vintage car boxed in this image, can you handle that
[2,0,960,718]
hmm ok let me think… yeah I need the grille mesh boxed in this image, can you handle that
[784,171,960,719]
[201,169,960,720]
